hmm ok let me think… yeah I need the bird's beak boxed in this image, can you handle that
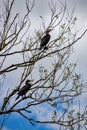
[29,80,34,82]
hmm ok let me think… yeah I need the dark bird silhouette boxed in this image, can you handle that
[16,80,33,100]
[40,28,53,50]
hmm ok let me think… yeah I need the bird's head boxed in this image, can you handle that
[25,79,33,85]
[46,28,53,34]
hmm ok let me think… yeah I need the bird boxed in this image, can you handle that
[40,28,53,50]
[15,79,33,100]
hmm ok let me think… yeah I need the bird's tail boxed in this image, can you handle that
[15,95,20,100]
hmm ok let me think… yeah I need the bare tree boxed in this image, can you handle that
[0,0,87,129]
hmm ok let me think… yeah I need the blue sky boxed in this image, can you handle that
[0,0,87,130]
[0,113,58,130]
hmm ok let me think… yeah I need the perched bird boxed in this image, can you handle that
[40,28,53,50]
[16,80,33,100]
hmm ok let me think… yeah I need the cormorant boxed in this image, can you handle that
[16,80,33,100]
[40,28,53,50]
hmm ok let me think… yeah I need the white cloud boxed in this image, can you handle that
[2,127,11,130]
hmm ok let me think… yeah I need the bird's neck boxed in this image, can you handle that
[26,82,31,86]
[46,33,50,35]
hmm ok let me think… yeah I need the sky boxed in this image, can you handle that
[0,0,87,130]
[14,0,87,78]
